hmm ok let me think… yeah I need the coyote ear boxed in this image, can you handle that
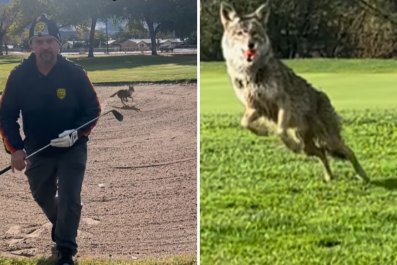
[220,2,238,28]
[255,2,270,24]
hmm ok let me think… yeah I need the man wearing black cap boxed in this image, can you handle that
[0,14,101,265]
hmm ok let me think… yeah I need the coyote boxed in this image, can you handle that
[110,84,135,106]
[220,2,369,182]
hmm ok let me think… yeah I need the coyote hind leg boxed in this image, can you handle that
[303,137,334,182]
[328,139,369,182]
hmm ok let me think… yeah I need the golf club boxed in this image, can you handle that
[0,109,123,176]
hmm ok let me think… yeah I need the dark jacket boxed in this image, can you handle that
[0,53,101,156]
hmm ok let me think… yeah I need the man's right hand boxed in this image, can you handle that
[11,150,27,172]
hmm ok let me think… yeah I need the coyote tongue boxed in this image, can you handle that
[244,49,256,61]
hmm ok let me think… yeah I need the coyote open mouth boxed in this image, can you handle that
[243,49,256,62]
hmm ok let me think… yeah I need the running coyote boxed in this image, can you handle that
[110,84,135,106]
[220,2,369,182]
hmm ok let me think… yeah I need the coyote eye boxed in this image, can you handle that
[251,31,257,36]
[237,30,243,36]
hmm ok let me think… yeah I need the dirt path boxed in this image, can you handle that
[0,84,197,260]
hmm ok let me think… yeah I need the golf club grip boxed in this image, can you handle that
[0,165,11,176]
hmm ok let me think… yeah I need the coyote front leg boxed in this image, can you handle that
[276,107,301,152]
[276,108,289,135]
[241,107,269,136]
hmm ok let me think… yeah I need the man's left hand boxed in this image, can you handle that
[50,129,78,148]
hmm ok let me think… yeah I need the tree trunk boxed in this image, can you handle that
[0,32,3,56]
[88,16,97,58]
[145,17,158,56]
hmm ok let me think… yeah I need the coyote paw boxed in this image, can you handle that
[280,135,302,153]
[241,118,269,136]
[247,126,268,136]
[323,172,333,182]
[276,126,286,136]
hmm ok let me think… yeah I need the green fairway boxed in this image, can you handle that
[0,54,196,90]
[200,60,397,264]
[201,110,397,265]
[200,60,397,113]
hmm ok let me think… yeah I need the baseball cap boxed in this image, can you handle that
[29,14,61,43]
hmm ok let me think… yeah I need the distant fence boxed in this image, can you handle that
[65,46,197,54]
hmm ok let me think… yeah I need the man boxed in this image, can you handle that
[0,14,101,265]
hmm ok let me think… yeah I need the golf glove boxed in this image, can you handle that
[50,129,78,148]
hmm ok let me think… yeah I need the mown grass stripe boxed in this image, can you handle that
[201,110,397,265]
[0,54,197,89]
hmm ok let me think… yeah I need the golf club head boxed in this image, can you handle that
[111,110,124,121]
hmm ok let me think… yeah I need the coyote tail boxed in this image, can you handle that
[110,92,118,97]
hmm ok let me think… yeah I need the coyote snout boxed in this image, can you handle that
[220,1,369,182]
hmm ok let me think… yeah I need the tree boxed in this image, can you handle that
[0,2,12,55]
[200,0,397,59]
[52,0,123,57]
[0,0,46,55]
[123,19,149,38]
[120,0,172,55]
[120,0,196,55]
[163,0,197,41]
[347,0,397,57]
[2,0,63,52]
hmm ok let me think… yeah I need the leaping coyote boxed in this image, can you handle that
[220,2,369,182]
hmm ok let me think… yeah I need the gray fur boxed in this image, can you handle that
[220,2,369,182]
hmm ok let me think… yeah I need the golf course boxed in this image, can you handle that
[200,59,397,265]
[0,53,197,265]
[0,54,197,89]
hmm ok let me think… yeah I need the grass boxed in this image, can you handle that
[0,54,197,89]
[201,110,397,265]
[201,58,397,74]
[200,60,397,113]
[0,254,196,265]
[200,59,397,264]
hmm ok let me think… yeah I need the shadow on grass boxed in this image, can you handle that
[316,238,342,248]
[0,56,24,64]
[370,177,397,190]
[1,54,196,71]
[70,54,196,71]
